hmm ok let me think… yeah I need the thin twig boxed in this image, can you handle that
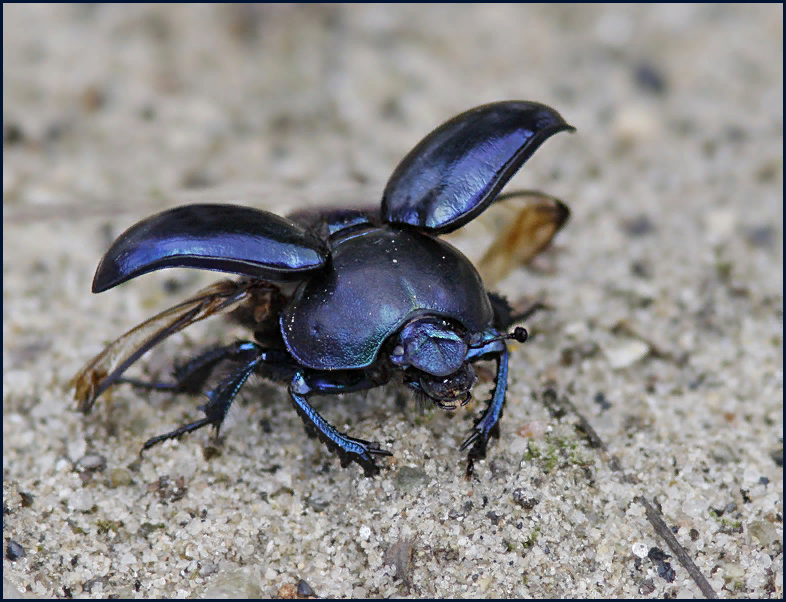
[635,496,718,599]
[555,393,606,450]
[549,391,718,598]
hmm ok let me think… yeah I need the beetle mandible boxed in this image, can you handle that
[71,101,575,477]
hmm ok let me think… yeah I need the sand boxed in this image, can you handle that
[3,5,782,598]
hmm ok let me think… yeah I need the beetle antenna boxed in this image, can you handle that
[470,327,528,348]
[504,326,528,344]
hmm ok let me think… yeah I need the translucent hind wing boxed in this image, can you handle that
[477,190,570,286]
[69,278,273,412]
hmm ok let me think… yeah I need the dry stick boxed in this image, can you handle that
[555,393,625,474]
[635,496,718,600]
[554,393,718,599]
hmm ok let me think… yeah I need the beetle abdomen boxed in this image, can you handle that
[281,227,493,370]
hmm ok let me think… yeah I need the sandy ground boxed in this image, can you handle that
[3,4,782,599]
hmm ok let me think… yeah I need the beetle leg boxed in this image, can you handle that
[289,372,392,477]
[119,342,255,394]
[71,278,265,413]
[140,342,294,452]
[461,342,510,477]
[488,292,547,331]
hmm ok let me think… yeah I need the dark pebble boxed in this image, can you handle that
[6,540,25,561]
[296,578,315,598]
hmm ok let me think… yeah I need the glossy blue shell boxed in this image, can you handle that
[381,101,575,234]
[92,204,328,293]
[280,227,494,371]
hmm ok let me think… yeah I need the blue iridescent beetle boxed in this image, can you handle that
[71,101,574,477]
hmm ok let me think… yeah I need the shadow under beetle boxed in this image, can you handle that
[71,101,575,477]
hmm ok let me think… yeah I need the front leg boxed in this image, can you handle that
[461,341,510,477]
[288,371,392,477]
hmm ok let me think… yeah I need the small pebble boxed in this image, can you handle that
[604,340,650,369]
[724,562,745,580]
[384,537,416,585]
[67,438,87,463]
[704,209,736,244]
[620,214,656,236]
[613,105,660,143]
[3,122,25,145]
[109,468,133,487]
[744,225,776,249]
[6,541,25,561]
[632,542,649,558]
[634,62,668,95]
[748,520,778,547]
[395,466,429,491]
[486,510,502,526]
[769,447,783,467]
[77,454,107,472]
[512,488,539,510]
[203,567,264,598]
[277,583,298,599]
[593,392,612,411]
[296,579,315,598]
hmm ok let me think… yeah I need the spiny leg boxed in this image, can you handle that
[289,371,392,477]
[141,342,294,452]
[463,293,539,476]
[461,342,510,477]
[488,291,547,331]
[119,342,255,395]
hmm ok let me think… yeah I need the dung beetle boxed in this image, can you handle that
[71,101,575,477]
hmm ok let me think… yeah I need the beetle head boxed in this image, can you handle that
[390,316,477,408]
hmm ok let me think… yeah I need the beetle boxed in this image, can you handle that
[71,101,575,477]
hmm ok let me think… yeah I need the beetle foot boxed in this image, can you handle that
[140,347,265,453]
[461,430,486,478]
[304,424,392,476]
[460,421,501,477]
[140,416,217,452]
[289,373,393,477]
[336,438,392,477]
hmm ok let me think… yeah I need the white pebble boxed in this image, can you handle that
[604,340,650,369]
[632,542,649,558]
[705,209,736,244]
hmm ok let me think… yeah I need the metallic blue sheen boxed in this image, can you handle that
[76,100,575,477]
[396,319,468,376]
[92,204,328,293]
[289,373,370,456]
[461,341,509,450]
[287,206,377,239]
[476,344,508,437]
[381,101,575,234]
[280,227,494,371]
